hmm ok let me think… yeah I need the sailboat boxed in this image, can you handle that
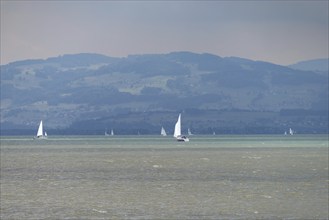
[105,129,114,136]
[161,127,167,136]
[173,114,189,142]
[289,128,294,135]
[34,120,47,139]
[188,128,193,135]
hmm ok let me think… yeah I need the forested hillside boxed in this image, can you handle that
[1,52,327,134]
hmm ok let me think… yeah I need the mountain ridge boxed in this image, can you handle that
[288,58,328,73]
[1,52,328,134]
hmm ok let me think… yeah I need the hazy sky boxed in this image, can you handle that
[1,1,328,65]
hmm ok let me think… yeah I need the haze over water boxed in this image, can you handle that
[1,135,328,219]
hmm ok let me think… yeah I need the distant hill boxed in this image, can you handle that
[288,58,328,73]
[1,52,328,135]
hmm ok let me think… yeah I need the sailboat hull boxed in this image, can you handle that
[34,136,47,140]
[176,136,189,142]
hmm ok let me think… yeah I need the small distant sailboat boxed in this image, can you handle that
[173,114,189,142]
[161,127,167,136]
[289,128,294,135]
[105,129,114,136]
[188,128,193,135]
[34,120,47,139]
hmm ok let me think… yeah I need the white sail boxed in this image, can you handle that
[161,127,167,136]
[173,114,181,138]
[111,129,114,136]
[173,114,189,142]
[37,120,43,137]
[289,128,294,135]
[188,128,192,135]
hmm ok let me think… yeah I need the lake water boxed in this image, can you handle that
[1,135,328,219]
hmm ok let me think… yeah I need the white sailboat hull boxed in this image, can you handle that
[34,135,47,140]
[176,136,189,142]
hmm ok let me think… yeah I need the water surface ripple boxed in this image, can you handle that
[1,135,328,219]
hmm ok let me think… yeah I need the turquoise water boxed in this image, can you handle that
[1,135,328,219]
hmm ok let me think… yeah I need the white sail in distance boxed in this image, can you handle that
[161,127,167,136]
